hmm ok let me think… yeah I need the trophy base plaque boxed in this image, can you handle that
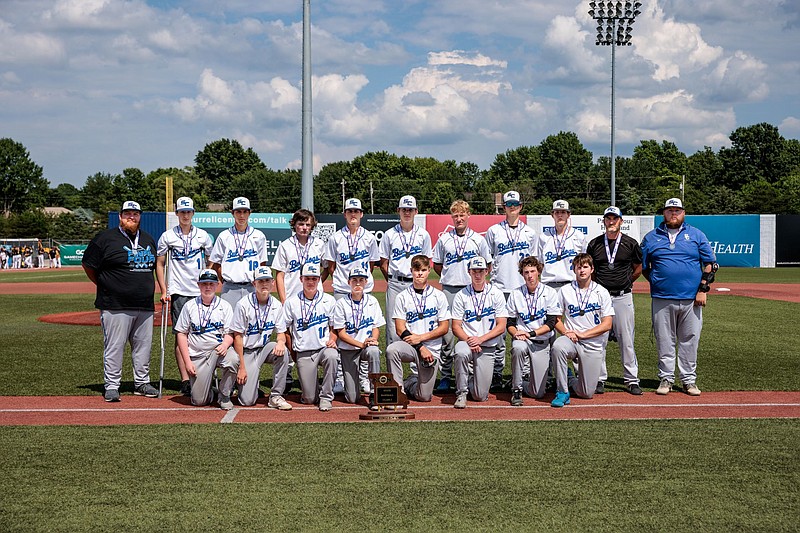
[359,373,415,421]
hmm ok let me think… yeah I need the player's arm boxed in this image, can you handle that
[379,257,389,279]
[82,265,98,285]
[336,327,363,349]
[477,317,506,345]
[155,255,169,303]
[215,332,234,355]
[209,262,222,282]
[275,270,287,302]
[575,316,613,340]
[176,332,195,376]
[273,332,287,356]
[365,327,380,347]
[433,262,443,276]
[327,261,337,277]
[630,262,642,283]
[695,262,714,307]
[452,319,469,342]
[233,332,247,385]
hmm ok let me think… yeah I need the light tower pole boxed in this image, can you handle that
[301,0,313,210]
[589,0,641,206]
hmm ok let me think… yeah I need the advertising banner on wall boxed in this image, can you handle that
[776,215,800,266]
[59,244,87,265]
[684,215,760,268]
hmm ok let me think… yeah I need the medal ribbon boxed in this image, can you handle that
[197,296,220,333]
[293,234,312,266]
[231,226,251,260]
[349,295,364,334]
[452,229,471,259]
[174,226,195,258]
[574,282,594,315]
[397,224,418,256]
[524,284,542,324]
[503,221,523,251]
[552,224,570,259]
[409,285,431,318]
[604,234,621,266]
[250,292,271,334]
[469,284,490,322]
[344,227,364,260]
[119,227,140,251]
[300,291,320,330]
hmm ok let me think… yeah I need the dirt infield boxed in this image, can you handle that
[1,391,797,426]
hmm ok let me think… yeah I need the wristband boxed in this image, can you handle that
[400,329,412,339]
[698,283,710,293]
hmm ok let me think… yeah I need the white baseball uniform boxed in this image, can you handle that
[452,283,508,401]
[536,227,587,285]
[507,283,561,398]
[484,221,537,292]
[333,294,385,403]
[157,226,214,297]
[386,285,451,401]
[209,225,269,306]
[552,281,614,398]
[271,235,326,300]
[276,291,338,405]
[174,296,234,406]
[325,227,380,294]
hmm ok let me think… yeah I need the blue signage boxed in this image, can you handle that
[684,215,760,268]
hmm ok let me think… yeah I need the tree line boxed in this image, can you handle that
[1,122,798,241]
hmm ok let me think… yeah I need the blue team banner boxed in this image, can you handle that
[683,215,760,268]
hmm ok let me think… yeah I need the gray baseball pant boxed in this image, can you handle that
[511,338,550,398]
[340,347,381,403]
[333,292,371,391]
[599,292,639,385]
[221,282,253,308]
[454,341,495,401]
[652,298,702,385]
[385,278,411,345]
[385,341,438,402]
[551,336,604,399]
[100,309,153,392]
[219,342,289,406]
[439,284,464,381]
[296,347,338,405]
[187,349,224,406]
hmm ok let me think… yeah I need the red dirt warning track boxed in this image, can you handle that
[1,391,798,426]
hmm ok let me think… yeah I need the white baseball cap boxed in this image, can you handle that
[398,195,417,209]
[349,267,369,279]
[663,198,684,211]
[503,191,521,206]
[468,257,488,270]
[232,197,251,211]
[121,200,142,212]
[301,263,321,277]
[253,266,274,280]
[603,206,622,218]
[552,200,570,212]
[198,269,219,283]
[176,197,194,212]
[344,198,363,211]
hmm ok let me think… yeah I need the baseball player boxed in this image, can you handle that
[432,200,493,391]
[385,255,451,402]
[586,206,643,395]
[276,263,339,411]
[550,254,614,407]
[219,266,292,409]
[174,269,236,409]
[208,197,269,308]
[642,198,716,396]
[536,200,587,290]
[484,190,537,389]
[82,200,159,402]
[272,208,328,303]
[156,196,213,395]
[379,195,433,345]
[506,256,561,405]
[324,197,380,394]
[333,267,384,408]
[451,256,508,409]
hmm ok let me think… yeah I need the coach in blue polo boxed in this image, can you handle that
[641,198,716,397]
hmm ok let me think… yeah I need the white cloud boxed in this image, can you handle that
[428,51,507,69]
[0,19,66,64]
[780,117,800,135]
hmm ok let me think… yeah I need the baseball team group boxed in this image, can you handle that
[81,191,717,411]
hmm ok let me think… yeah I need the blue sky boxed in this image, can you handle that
[2,0,798,187]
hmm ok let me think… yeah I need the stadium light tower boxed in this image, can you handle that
[301,0,313,210]
[589,0,641,206]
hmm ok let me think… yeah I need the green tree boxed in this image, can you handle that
[50,183,82,210]
[538,132,593,200]
[147,167,207,211]
[719,123,789,188]
[0,138,50,215]
[315,161,350,214]
[114,168,158,210]
[194,139,266,202]
[81,172,119,215]
[9,210,50,238]
[487,146,545,198]
[48,212,100,240]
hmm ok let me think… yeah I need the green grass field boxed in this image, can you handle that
[0,268,798,532]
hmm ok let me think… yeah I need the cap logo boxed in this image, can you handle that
[179,199,190,207]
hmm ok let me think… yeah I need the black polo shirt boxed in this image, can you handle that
[587,232,642,293]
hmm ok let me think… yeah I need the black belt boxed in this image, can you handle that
[224,281,251,286]
[608,288,632,297]
[389,275,413,283]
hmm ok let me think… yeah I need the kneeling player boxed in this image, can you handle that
[276,263,339,411]
[452,257,508,408]
[221,266,291,410]
[551,254,614,407]
[175,269,235,409]
[506,257,561,405]
[385,255,450,402]
[334,267,384,408]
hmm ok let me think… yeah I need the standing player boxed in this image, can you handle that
[276,263,339,411]
[550,254,614,407]
[272,208,328,303]
[385,255,451,402]
[208,197,269,308]
[432,200,493,391]
[324,198,380,394]
[484,190,537,389]
[586,206,643,395]
[379,195,432,345]
[82,201,159,402]
[221,266,291,409]
[451,257,508,408]
[537,200,587,290]
[642,198,716,396]
[174,269,235,408]
[156,196,214,395]
[506,257,561,405]
[333,268,384,408]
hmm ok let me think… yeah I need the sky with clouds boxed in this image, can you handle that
[2,0,799,187]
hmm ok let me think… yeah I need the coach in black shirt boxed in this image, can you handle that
[586,206,643,395]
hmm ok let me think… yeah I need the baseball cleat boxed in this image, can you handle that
[595,381,605,394]
[319,399,333,412]
[180,380,191,396]
[683,383,701,396]
[267,395,292,410]
[134,383,159,398]
[511,390,523,406]
[627,384,643,395]
[550,391,570,408]
[436,378,451,392]
[218,395,234,410]
[332,381,345,395]
[656,379,673,395]
[454,392,467,409]
[104,389,120,402]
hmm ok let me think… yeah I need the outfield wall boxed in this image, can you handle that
[109,212,781,268]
